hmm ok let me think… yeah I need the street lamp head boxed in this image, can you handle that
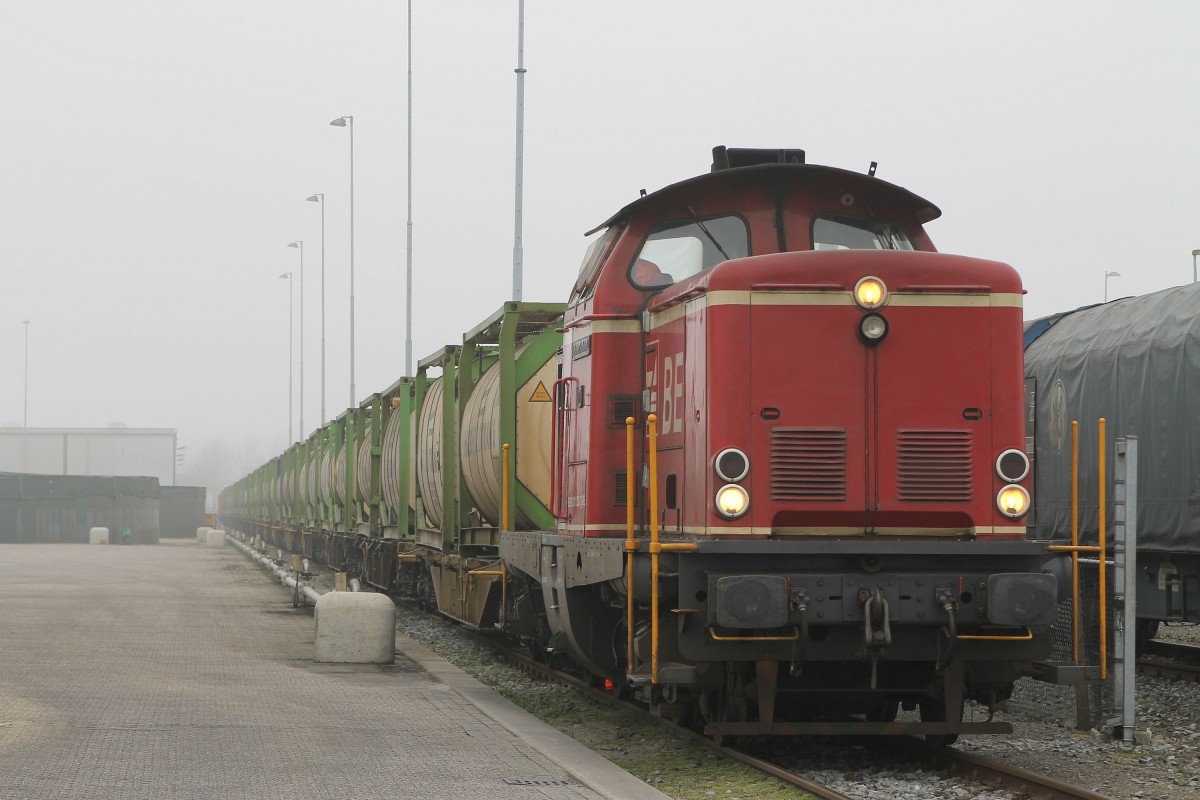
[1105,271,1121,278]
[306,194,323,203]
[22,319,30,326]
[279,272,291,280]
[287,241,302,249]
[1192,249,1200,257]
[329,116,352,127]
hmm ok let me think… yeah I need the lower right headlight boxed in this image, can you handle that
[987,573,1057,626]
[996,484,1030,518]
[715,484,749,519]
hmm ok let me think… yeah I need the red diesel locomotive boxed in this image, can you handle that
[502,147,1059,743]
[225,147,1062,744]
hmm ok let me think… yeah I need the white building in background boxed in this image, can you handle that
[0,426,177,485]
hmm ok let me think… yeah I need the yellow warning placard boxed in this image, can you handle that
[529,381,552,402]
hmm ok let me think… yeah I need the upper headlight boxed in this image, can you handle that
[714,448,750,483]
[854,276,887,309]
[715,484,749,519]
[995,449,1031,483]
[997,484,1031,519]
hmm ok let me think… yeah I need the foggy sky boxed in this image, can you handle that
[2,1,1198,489]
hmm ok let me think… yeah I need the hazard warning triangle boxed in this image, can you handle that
[529,382,552,402]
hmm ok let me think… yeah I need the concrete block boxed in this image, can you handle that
[314,592,396,664]
[89,527,109,545]
[206,529,226,547]
[196,526,211,542]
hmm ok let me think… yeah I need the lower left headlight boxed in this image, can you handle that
[715,484,749,519]
[996,484,1030,518]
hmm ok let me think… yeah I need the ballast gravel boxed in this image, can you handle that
[395,606,1200,800]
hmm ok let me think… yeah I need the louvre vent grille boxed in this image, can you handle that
[770,428,847,501]
[614,471,628,507]
[897,430,973,501]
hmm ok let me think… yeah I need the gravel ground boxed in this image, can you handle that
[396,604,1200,800]
[956,622,1200,800]
[242,542,1200,799]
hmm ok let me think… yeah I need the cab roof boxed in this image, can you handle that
[587,158,941,236]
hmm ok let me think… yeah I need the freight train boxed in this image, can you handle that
[223,147,1065,745]
[1024,282,1200,652]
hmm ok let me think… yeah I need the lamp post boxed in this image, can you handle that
[330,115,355,405]
[287,241,304,438]
[280,272,294,444]
[1192,249,1199,284]
[405,0,414,376]
[511,0,526,302]
[1104,270,1121,303]
[22,319,30,427]
[307,195,326,423]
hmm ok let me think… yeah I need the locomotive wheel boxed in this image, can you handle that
[919,697,960,748]
[865,699,899,722]
[528,616,553,663]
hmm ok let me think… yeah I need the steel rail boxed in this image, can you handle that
[941,747,1114,800]
[1142,638,1200,661]
[1138,658,1200,682]
[1139,639,1200,682]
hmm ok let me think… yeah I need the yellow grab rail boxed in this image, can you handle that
[1045,418,1108,681]
[501,442,510,629]
[1072,419,1080,664]
[648,413,660,684]
[625,417,637,677]
[502,443,511,531]
[1098,417,1107,681]
[954,628,1033,642]
[709,627,801,642]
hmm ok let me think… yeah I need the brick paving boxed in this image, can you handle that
[0,542,607,800]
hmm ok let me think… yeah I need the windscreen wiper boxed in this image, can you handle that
[686,205,731,262]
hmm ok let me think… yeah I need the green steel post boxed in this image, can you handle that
[457,333,480,536]
[368,392,383,538]
[441,348,460,553]
[395,378,413,540]
[345,410,358,534]
[499,304,518,531]
[412,366,430,534]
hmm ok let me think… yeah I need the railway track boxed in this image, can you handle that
[938,748,1113,800]
[411,601,1112,800]
[1139,639,1200,682]
[234,538,1112,800]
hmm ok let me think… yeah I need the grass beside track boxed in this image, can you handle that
[396,609,816,800]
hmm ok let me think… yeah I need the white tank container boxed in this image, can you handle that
[458,352,557,527]
[416,376,448,527]
[89,526,109,545]
[381,406,417,523]
[196,525,212,542]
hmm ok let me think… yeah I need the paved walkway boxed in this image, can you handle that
[0,541,663,800]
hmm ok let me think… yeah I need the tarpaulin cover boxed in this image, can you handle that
[1024,283,1200,553]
